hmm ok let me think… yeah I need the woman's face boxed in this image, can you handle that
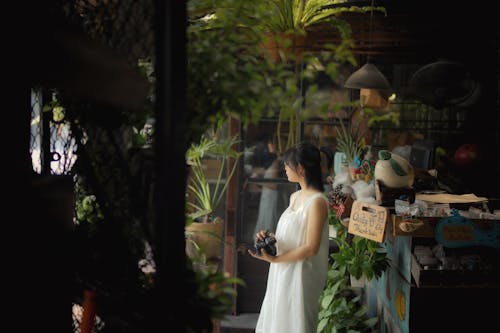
[284,163,302,183]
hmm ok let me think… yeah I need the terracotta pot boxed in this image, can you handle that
[185,217,224,260]
[260,32,308,63]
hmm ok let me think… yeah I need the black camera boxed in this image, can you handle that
[254,231,277,256]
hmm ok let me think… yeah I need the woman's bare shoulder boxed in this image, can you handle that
[310,193,329,211]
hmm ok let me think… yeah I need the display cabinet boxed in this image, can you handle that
[365,208,500,333]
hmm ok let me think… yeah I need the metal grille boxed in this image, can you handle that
[29,1,156,332]
[26,2,157,204]
[30,88,78,175]
[67,0,155,65]
[369,101,468,150]
[30,89,43,174]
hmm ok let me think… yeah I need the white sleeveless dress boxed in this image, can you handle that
[255,192,330,333]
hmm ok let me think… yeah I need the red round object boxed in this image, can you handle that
[453,144,480,168]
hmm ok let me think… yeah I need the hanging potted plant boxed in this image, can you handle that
[256,0,386,154]
[256,0,386,63]
[190,1,386,155]
[186,0,286,147]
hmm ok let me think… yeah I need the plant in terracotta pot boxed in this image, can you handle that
[257,1,386,154]
[184,254,246,333]
[190,0,386,156]
[185,126,243,260]
[256,0,387,63]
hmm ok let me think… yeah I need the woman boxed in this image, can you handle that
[248,141,330,333]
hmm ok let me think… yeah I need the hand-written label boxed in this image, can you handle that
[348,201,388,242]
[441,225,474,241]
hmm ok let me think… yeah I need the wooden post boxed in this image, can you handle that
[223,116,240,318]
[80,290,97,333]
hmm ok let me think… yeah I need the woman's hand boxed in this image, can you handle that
[248,247,276,263]
[255,229,274,241]
[255,229,266,241]
[248,230,276,263]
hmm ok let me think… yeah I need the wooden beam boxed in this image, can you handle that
[224,116,241,316]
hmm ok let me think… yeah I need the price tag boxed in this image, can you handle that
[348,201,388,242]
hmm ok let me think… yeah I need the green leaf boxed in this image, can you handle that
[317,318,328,332]
[321,293,334,308]
[364,316,378,328]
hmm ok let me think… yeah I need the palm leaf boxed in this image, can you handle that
[335,118,365,164]
[186,131,242,219]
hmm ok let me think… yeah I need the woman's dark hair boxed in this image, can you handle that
[282,141,323,191]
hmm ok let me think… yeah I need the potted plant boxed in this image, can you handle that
[256,0,386,63]
[317,262,378,333]
[328,211,390,285]
[334,115,367,180]
[334,234,390,286]
[335,117,365,165]
[185,126,243,260]
[184,254,246,333]
[257,1,386,154]
[317,208,388,332]
[186,0,287,147]
[189,1,386,155]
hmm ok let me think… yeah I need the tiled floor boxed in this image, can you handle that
[220,313,258,332]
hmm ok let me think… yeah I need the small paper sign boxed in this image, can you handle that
[435,210,500,249]
[348,200,388,242]
[441,225,474,242]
